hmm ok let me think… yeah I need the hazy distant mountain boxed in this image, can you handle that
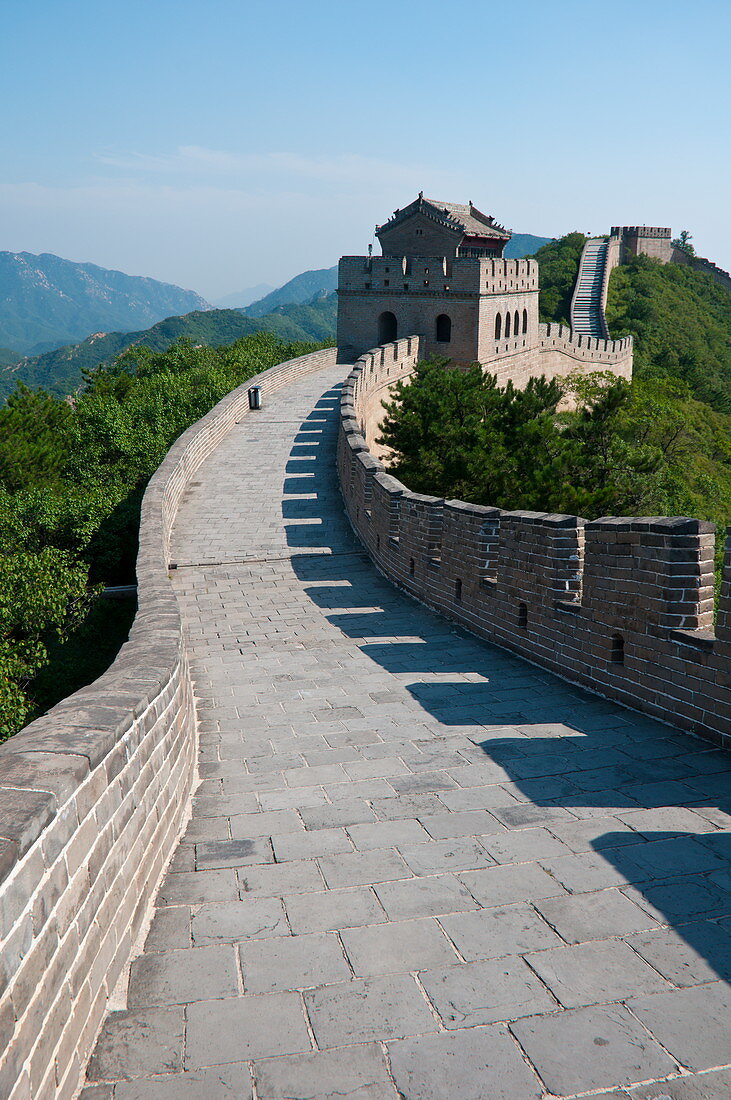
[0,251,212,355]
[504,234,553,258]
[246,266,339,317]
[0,294,336,401]
[213,283,275,309]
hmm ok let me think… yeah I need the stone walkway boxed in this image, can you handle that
[83,364,731,1100]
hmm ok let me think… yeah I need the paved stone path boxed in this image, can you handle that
[83,365,731,1100]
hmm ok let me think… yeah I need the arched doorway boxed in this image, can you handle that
[378,311,397,344]
[435,314,451,343]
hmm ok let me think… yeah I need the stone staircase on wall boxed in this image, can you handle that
[570,238,610,339]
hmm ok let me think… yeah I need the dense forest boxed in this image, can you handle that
[0,332,325,739]
[379,236,731,583]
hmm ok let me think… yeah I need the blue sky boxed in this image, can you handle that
[2,0,729,299]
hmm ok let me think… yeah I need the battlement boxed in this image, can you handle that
[338,255,539,295]
[612,226,672,239]
[338,337,730,745]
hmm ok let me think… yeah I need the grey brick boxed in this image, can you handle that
[347,820,430,851]
[525,939,671,1008]
[114,1063,253,1098]
[304,974,437,1046]
[253,1044,395,1100]
[511,1003,677,1095]
[629,983,731,1071]
[191,898,288,945]
[87,1006,184,1080]
[375,875,479,920]
[399,838,494,876]
[128,945,238,1007]
[341,918,458,976]
[239,931,350,992]
[284,886,385,933]
[194,838,274,870]
[420,957,555,1026]
[458,863,566,907]
[186,993,311,1068]
[535,888,660,944]
[387,1025,543,1100]
[439,903,563,961]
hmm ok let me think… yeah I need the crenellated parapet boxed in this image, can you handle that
[338,337,730,745]
[0,347,339,1100]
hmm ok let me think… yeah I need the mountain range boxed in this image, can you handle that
[0,296,336,401]
[0,251,211,355]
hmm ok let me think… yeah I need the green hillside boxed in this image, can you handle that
[0,331,325,740]
[245,266,338,317]
[379,235,731,581]
[0,295,336,401]
[504,233,552,259]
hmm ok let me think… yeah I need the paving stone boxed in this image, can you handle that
[273,827,352,861]
[144,906,191,952]
[299,800,376,829]
[625,921,731,986]
[627,1068,731,1099]
[629,982,731,1070]
[284,885,385,933]
[228,810,304,838]
[420,956,555,1027]
[511,1003,677,1095]
[545,817,640,853]
[458,862,566,907]
[186,993,311,1068]
[347,819,431,851]
[341,917,458,976]
[535,888,661,943]
[191,897,288,945]
[481,826,571,864]
[238,860,324,897]
[418,809,504,840]
[113,1064,253,1099]
[439,903,563,960]
[253,1044,396,1099]
[525,938,672,1008]
[158,869,239,906]
[370,794,446,821]
[387,772,459,794]
[387,1025,543,1100]
[87,1006,184,1080]
[194,838,274,870]
[317,849,412,888]
[375,874,480,920]
[239,931,350,992]
[539,849,641,892]
[128,945,239,1007]
[398,838,494,876]
[304,974,438,1046]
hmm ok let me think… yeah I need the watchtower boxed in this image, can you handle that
[337,195,540,365]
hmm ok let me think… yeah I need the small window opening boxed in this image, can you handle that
[495,313,502,339]
[611,633,625,665]
[514,310,520,337]
[505,313,511,338]
[517,602,528,630]
[409,557,415,576]
[522,308,528,333]
[455,578,463,602]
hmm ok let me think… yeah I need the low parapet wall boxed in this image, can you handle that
[0,346,337,1100]
[338,338,730,746]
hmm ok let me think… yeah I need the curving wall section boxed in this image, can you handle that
[0,347,338,1100]
[337,338,731,747]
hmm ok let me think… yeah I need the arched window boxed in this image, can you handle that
[378,311,397,344]
[514,310,520,337]
[522,308,528,334]
[435,314,451,342]
[494,313,502,340]
[505,312,511,338]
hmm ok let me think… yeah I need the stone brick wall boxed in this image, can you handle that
[338,338,730,746]
[0,347,338,1100]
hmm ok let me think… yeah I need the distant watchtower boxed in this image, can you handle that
[337,194,539,365]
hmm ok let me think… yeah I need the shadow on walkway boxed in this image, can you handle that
[284,384,731,992]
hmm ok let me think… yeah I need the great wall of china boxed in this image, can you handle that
[0,198,728,1098]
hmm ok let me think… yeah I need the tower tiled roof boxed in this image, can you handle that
[377,195,511,241]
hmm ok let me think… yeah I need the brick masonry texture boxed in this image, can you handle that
[79,359,730,1099]
[0,348,337,1100]
[338,338,730,745]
